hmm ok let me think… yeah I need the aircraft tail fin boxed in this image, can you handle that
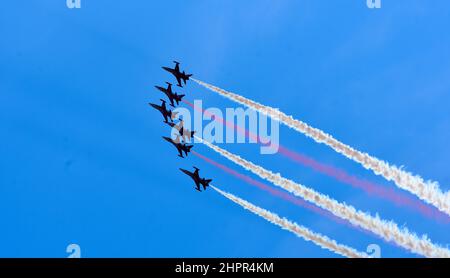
[203,179,212,190]
[183,145,194,156]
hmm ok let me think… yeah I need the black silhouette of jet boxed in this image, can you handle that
[162,61,192,87]
[155,82,185,107]
[162,136,193,158]
[180,167,212,192]
[149,99,178,123]
[165,119,195,142]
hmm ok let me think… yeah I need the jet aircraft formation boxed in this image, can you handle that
[149,61,212,192]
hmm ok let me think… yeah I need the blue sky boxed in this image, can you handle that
[0,0,449,257]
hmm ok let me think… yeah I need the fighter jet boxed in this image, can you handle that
[162,61,192,87]
[162,136,193,158]
[179,167,212,192]
[155,82,185,107]
[149,99,178,123]
[165,119,196,142]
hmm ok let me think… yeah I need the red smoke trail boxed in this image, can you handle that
[183,99,449,223]
[277,147,444,221]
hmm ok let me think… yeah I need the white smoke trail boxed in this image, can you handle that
[192,78,450,216]
[195,136,450,258]
[211,185,369,258]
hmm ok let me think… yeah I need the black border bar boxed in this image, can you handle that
[0,258,447,275]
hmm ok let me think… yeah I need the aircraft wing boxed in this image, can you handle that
[163,136,178,147]
[149,103,162,112]
[167,95,175,107]
[155,85,165,93]
[175,75,182,87]
[162,112,169,123]
[194,183,201,192]
[180,168,194,179]
[176,144,184,157]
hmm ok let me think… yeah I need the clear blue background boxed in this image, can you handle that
[0,0,449,257]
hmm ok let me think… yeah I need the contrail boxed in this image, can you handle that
[211,185,369,258]
[193,150,377,239]
[192,78,450,216]
[195,136,450,257]
[184,99,447,222]
[192,150,347,226]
